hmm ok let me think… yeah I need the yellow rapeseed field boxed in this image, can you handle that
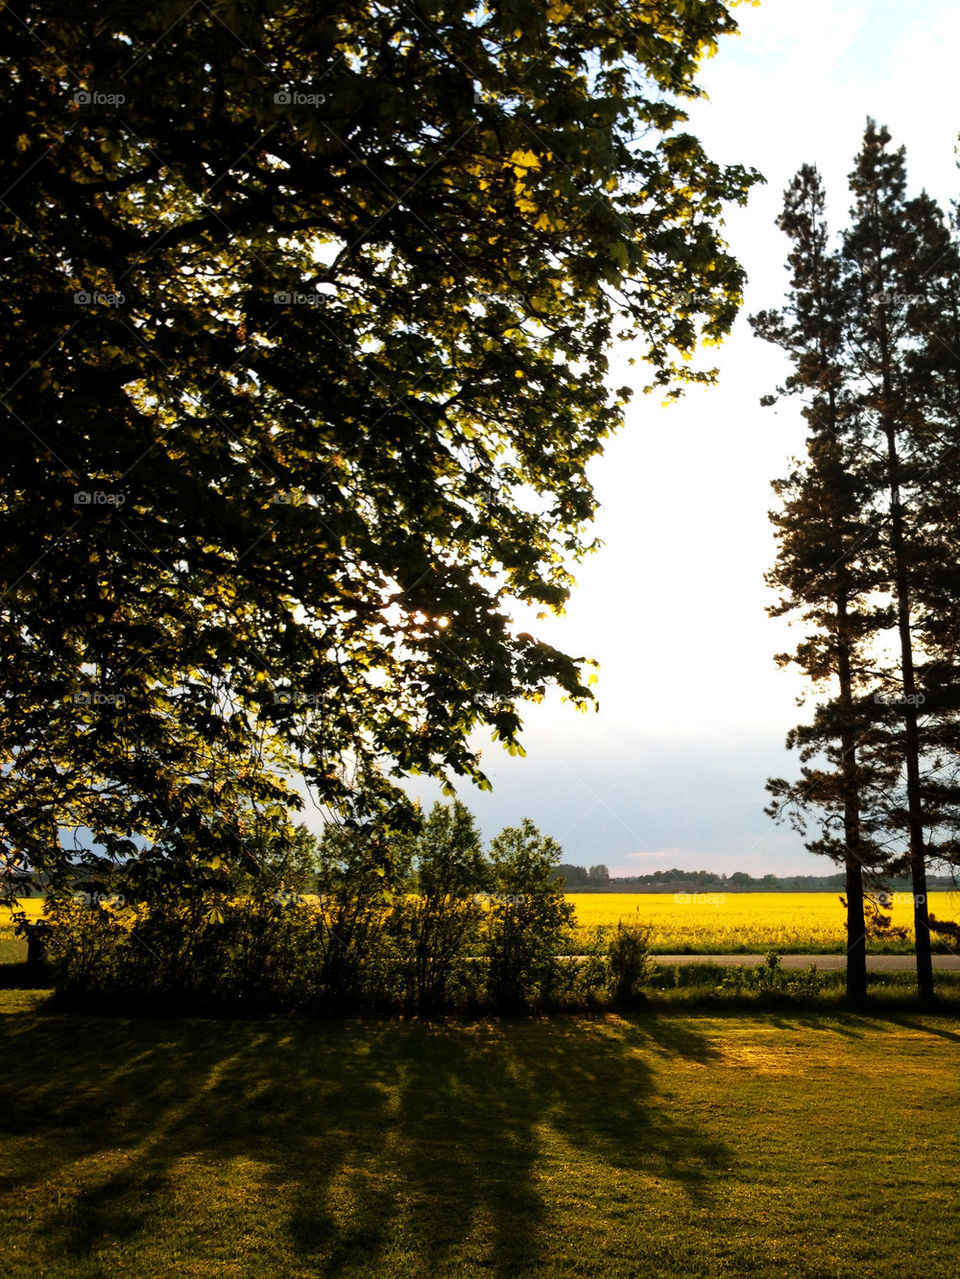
[0,898,44,923]
[5,891,960,955]
[567,891,960,954]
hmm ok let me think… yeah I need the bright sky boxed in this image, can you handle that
[321,1,960,875]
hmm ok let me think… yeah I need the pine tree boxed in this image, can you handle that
[840,121,944,1001]
[752,164,888,1002]
[758,122,960,1003]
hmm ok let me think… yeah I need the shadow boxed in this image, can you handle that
[0,961,51,989]
[867,1012,960,1043]
[764,1011,869,1039]
[0,1010,734,1276]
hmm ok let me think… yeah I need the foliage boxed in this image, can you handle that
[752,121,960,1001]
[304,823,402,1011]
[30,806,576,1013]
[0,0,759,895]
[484,818,575,1010]
[235,823,324,900]
[388,801,488,1012]
[554,862,610,887]
[603,922,653,1005]
[719,951,825,999]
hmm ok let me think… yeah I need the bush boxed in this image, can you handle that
[387,801,488,1013]
[34,806,641,1017]
[646,961,728,990]
[604,922,653,1006]
[483,820,575,1010]
[719,951,825,999]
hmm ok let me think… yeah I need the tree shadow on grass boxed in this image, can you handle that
[283,1015,731,1277]
[0,1011,734,1277]
[866,1012,960,1043]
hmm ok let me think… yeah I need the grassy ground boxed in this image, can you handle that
[2,994,959,1278]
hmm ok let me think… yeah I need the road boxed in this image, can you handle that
[652,954,960,970]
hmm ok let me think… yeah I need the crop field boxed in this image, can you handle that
[0,899,40,964]
[566,891,960,954]
[5,892,960,959]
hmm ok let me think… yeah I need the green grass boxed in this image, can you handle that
[643,963,960,1006]
[1,995,959,1277]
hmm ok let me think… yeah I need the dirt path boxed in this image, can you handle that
[652,953,960,970]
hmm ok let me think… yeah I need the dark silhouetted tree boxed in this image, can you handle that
[0,0,759,895]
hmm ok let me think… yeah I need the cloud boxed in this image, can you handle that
[729,0,866,73]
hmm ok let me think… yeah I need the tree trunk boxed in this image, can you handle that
[25,921,48,981]
[884,421,935,1003]
[837,600,867,1003]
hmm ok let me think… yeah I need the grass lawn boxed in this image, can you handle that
[1,995,958,1277]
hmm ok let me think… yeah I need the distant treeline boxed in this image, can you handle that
[554,865,959,893]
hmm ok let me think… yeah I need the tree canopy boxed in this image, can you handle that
[0,0,758,892]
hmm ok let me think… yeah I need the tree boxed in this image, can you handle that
[485,818,574,1009]
[554,863,590,888]
[755,123,960,1002]
[900,188,960,912]
[0,0,760,895]
[839,122,948,1002]
[392,799,488,1011]
[752,161,890,1003]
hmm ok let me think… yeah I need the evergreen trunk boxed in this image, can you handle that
[881,414,935,1001]
[837,600,867,1003]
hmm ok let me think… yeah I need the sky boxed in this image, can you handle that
[304,0,960,876]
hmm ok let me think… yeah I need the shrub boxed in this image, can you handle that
[483,819,575,1010]
[388,801,489,1012]
[720,951,825,999]
[604,922,653,1006]
[33,806,617,1017]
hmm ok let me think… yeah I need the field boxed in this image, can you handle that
[0,898,41,965]
[6,892,960,959]
[1,994,958,1278]
[568,891,960,954]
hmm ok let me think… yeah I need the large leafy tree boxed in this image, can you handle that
[0,0,758,893]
